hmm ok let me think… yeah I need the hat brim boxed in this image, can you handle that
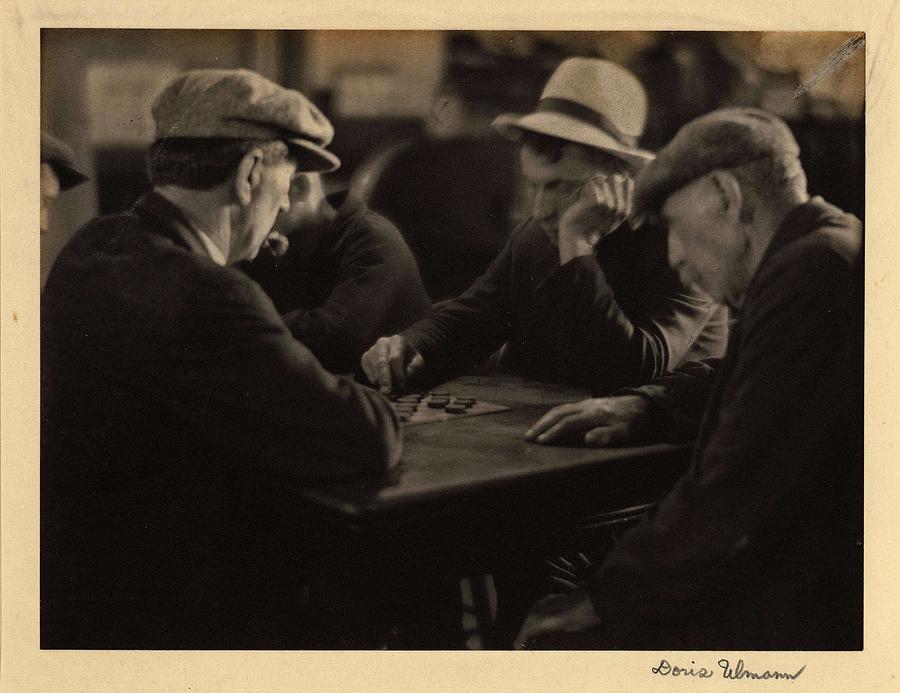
[46,159,90,191]
[492,112,654,170]
[287,139,341,173]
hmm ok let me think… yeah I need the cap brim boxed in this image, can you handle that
[287,139,341,173]
[47,160,90,191]
[492,112,654,170]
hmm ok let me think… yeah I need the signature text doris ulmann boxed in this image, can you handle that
[652,658,806,681]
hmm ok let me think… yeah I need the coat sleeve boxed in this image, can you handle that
[618,358,723,443]
[401,235,516,384]
[281,212,432,373]
[168,270,402,479]
[586,242,861,627]
[531,254,728,393]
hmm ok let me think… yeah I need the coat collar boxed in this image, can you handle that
[759,196,848,264]
[735,196,855,315]
[131,191,219,261]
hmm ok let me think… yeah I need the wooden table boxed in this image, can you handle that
[302,375,690,547]
[298,376,691,645]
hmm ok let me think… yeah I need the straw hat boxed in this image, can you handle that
[492,57,653,169]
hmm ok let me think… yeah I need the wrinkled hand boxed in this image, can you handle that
[557,173,634,264]
[525,394,652,447]
[360,335,425,394]
[514,590,601,650]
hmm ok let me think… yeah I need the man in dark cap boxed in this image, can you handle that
[41,69,402,648]
[518,108,863,649]
[361,58,728,396]
[40,131,89,232]
[241,170,432,374]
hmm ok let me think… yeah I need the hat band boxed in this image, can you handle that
[536,98,634,147]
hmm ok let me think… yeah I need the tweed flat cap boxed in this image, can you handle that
[634,108,801,214]
[152,69,340,172]
[41,131,89,190]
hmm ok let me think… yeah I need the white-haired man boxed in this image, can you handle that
[518,108,863,650]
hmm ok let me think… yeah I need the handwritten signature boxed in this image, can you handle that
[652,658,806,681]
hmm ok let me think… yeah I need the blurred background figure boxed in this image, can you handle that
[242,170,432,374]
[348,34,538,300]
[40,131,88,233]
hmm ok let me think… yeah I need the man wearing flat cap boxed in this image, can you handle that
[361,57,728,399]
[40,131,89,233]
[518,107,863,649]
[41,69,402,648]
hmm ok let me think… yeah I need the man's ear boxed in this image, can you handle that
[708,169,743,223]
[234,147,264,206]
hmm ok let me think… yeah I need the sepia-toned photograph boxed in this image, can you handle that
[36,27,866,657]
[4,0,900,684]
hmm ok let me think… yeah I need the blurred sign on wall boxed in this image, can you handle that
[334,67,418,118]
[305,31,444,118]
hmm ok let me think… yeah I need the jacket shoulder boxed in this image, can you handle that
[743,222,861,335]
[759,212,862,289]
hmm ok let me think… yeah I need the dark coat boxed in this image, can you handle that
[582,197,864,649]
[403,218,729,394]
[40,191,401,648]
[243,194,432,373]
[359,135,520,300]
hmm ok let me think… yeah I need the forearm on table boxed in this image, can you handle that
[401,253,513,381]
[616,359,721,442]
[186,285,402,477]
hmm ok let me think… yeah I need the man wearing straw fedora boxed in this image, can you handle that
[361,57,728,398]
